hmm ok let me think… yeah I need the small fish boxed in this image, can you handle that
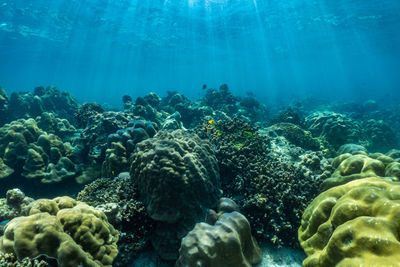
[208,119,215,124]
[202,84,207,90]
[0,219,10,225]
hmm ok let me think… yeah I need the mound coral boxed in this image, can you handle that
[7,86,78,123]
[36,112,76,139]
[305,111,362,149]
[299,178,400,267]
[0,196,118,267]
[0,118,78,184]
[102,120,158,177]
[176,198,262,267]
[130,129,220,259]
[321,152,399,190]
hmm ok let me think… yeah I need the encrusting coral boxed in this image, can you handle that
[0,196,118,267]
[299,178,400,267]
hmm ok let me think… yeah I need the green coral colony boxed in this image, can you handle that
[0,85,399,266]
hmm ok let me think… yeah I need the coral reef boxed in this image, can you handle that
[0,189,34,235]
[299,178,400,267]
[72,111,136,182]
[176,198,262,267]
[263,123,321,151]
[361,119,399,152]
[36,112,76,139]
[0,118,78,185]
[130,129,221,259]
[7,86,78,123]
[102,120,158,177]
[0,87,9,126]
[0,252,54,266]
[0,196,118,267]
[77,175,154,266]
[74,102,105,128]
[124,93,166,124]
[197,119,329,247]
[270,107,305,127]
[305,111,362,149]
[160,92,206,128]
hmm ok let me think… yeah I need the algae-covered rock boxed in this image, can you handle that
[264,122,321,151]
[299,178,400,267]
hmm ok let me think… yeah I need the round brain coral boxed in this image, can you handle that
[298,178,400,267]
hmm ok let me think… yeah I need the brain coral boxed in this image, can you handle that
[298,178,400,267]
[0,196,118,267]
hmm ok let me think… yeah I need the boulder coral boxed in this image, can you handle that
[130,129,220,259]
[0,118,77,184]
[321,152,400,190]
[0,196,118,267]
[7,86,78,123]
[176,198,262,267]
[305,111,362,149]
[299,178,400,267]
[130,129,220,224]
[102,120,158,177]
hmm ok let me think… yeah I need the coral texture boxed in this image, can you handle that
[321,152,399,190]
[130,129,220,259]
[0,196,118,267]
[77,175,153,267]
[299,178,400,267]
[176,198,262,267]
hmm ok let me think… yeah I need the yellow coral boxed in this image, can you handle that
[299,178,400,267]
[321,154,396,190]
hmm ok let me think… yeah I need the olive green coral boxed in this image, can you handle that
[298,178,400,267]
[0,196,118,267]
[321,153,399,190]
[0,119,77,183]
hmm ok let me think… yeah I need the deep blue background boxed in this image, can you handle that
[0,0,399,108]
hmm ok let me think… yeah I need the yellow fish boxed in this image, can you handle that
[208,120,215,124]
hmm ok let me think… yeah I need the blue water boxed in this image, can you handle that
[0,0,399,107]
